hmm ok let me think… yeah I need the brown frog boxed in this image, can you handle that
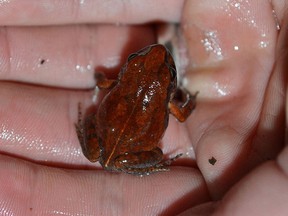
[76,44,197,175]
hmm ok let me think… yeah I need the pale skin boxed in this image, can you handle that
[0,1,287,215]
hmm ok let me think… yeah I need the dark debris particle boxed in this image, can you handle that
[40,59,46,65]
[208,157,217,165]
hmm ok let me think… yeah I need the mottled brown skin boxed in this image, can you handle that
[76,44,197,175]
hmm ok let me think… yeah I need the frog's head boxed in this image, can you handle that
[122,44,177,90]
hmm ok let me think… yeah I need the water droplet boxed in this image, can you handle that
[75,63,93,73]
[201,30,223,60]
[259,41,269,48]
[234,2,240,9]
[0,0,10,5]
[272,9,281,30]
[214,82,230,96]
[234,45,239,51]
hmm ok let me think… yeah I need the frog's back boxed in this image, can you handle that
[97,73,172,157]
[97,44,176,159]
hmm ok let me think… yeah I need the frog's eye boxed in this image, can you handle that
[127,53,138,61]
[139,45,152,55]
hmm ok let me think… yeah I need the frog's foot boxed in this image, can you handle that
[119,153,183,176]
[121,166,170,176]
[169,89,198,122]
[159,153,183,166]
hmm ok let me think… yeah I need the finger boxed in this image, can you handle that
[0,154,208,215]
[0,82,84,165]
[0,0,184,25]
[0,25,156,88]
[180,145,288,215]
[181,0,283,198]
[212,145,288,215]
[0,82,197,166]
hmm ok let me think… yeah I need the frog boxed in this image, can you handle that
[75,44,197,175]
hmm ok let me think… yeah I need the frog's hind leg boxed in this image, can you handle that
[75,103,100,162]
[114,147,182,175]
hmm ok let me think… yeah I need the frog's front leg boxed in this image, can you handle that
[113,147,180,175]
[169,89,198,122]
[75,103,100,162]
[95,73,117,89]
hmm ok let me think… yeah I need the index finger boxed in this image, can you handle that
[0,0,184,25]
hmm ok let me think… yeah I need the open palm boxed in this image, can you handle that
[0,1,287,215]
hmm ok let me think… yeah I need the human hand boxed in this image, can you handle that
[0,1,286,215]
[179,0,287,215]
